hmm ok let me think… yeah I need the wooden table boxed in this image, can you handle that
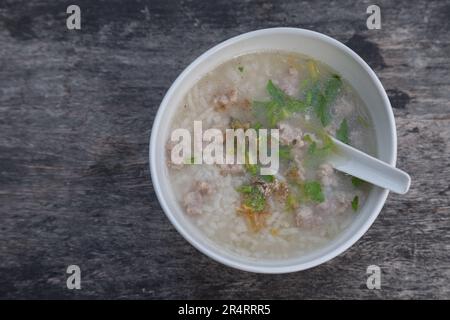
[0,0,449,299]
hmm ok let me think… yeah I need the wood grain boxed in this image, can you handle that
[0,0,449,299]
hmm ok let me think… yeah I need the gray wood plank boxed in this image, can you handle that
[0,0,448,299]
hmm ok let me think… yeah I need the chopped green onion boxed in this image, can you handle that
[351,195,359,211]
[336,118,349,144]
[303,181,325,203]
[351,176,365,187]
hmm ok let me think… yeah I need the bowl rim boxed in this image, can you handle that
[149,27,396,273]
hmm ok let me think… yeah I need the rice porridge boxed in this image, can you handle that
[165,51,375,259]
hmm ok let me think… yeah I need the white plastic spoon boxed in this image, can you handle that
[328,137,411,194]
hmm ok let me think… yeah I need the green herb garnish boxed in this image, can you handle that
[244,160,274,183]
[236,185,266,212]
[256,74,342,128]
[253,80,307,128]
[307,60,320,80]
[303,181,325,203]
[336,118,349,144]
[251,121,263,130]
[261,174,275,183]
[286,99,307,113]
[303,134,313,144]
[304,130,335,158]
[308,141,317,155]
[253,100,286,127]
[302,74,342,126]
[321,132,335,151]
[285,192,299,211]
[245,163,259,176]
[236,185,253,193]
[351,195,359,211]
[315,75,342,126]
[238,66,244,73]
[357,115,370,128]
[351,176,365,187]
[267,80,287,105]
[278,145,293,160]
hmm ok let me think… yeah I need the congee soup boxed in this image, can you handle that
[166,51,375,259]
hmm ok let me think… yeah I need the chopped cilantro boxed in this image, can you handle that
[244,160,274,183]
[315,74,342,126]
[321,132,335,151]
[264,71,344,127]
[261,175,274,183]
[253,80,307,128]
[301,78,310,90]
[285,193,299,211]
[303,134,313,144]
[304,130,335,159]
[357,115,370,128]
[351,176,365,187]
[267,80,287,105]
[236,185,266,212]
[301,74,342,126]
[245,163,259,176]
[307,60,320,80]
[236,185,253,193]
[308,141,317,155]
[278,145,293,160]
[238,66,244,73]
[303,181,325,203]
[336,118,349,144]
[305,90,313,106]
[324,74,342,103]
[351,195,359,211]
[251,121,263,130]
[286,99,307,113]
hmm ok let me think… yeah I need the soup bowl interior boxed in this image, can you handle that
[150,28,396,273]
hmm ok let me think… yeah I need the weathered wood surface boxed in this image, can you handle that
[0,0,449,299]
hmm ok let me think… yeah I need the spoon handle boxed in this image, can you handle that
[329,138,411,194]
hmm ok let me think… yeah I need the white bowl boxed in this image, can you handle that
[149,28,396,273]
